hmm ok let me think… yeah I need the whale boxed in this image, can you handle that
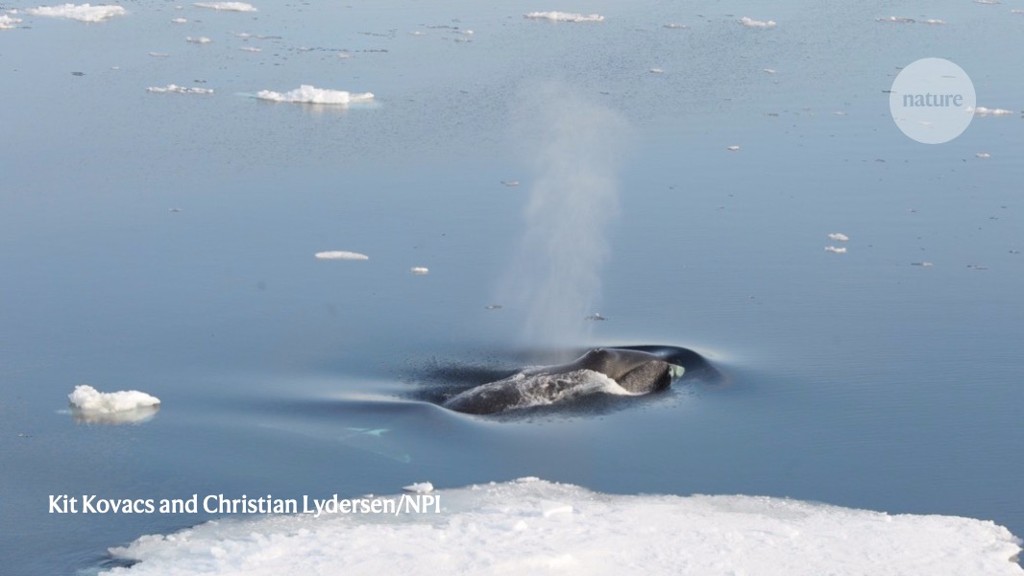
[441,347,689,415]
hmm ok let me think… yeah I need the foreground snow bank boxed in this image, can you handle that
[102,478,1022,575]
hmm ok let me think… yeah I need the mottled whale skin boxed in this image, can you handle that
[442,348,685,415]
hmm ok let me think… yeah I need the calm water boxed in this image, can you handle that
[1,1,1022,574]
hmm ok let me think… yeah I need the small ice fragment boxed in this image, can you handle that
[824,246,847,254]
[403,482,433,494]
[256,85,374,105]
[828,232,850,242]
[239,46,261,52]
[69,385,161,413]
[186,36,213,44]
[485,304,503,310]
[315,251,369,261]
[148,52,170,57]
[922,18,946,25]
[974,0,1000,5]
[876,16,916,23]
[663,23,687,29]
[194,2,257,12]
[147,84,214,95]
[726,145,740,152]
[27,4,126,22]
[0,14,23,29]
[762,68,777,74]
[649,67,664,74]
[170,17,187,23]
[585,313,606,321]
[976,152,991,159]
[410,267,429,275]
[740,16,776,28]
[972,106,1014,116]
[524,11,604,23]
[501,180,520,187]
[911,261,934,267]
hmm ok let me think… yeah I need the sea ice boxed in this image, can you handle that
[256,85,375,105]
[0,14,22,28]
[314,251,369,261]
[825,246,847,254]
[410,267,429,275]
[194,2,257,12]
[68,385,160,413]
[402,482,434,493]
[186,36,213,44]
[147,84,214,95]
[101,478,1024,576]
[828,232,850,242]
[26,3,126,22]
[726,145,740,151]
[973,106,1014,116]
[740,16,777,28]
[523,11,604,23]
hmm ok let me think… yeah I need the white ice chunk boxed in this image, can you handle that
[186,35,212,44]
[194,2,256,12]
[0,14,23,28]
[740,16,776,28]
[26,3,126,22]
[976,152,991,159]
[314,251,369,261]
[402,482,434,494]
[524,11,604,23]
[972,106,1015,117]
[102,479,1024,576]
[69,385,160,413]
[825,246,847,254]
[170,17,187,23]
[147,84,214,94]
[726,145,740,151]
[410,267,429,275]
[828,232,850,242]
[256,85,374,105]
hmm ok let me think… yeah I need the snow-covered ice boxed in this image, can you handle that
[194,2,257,12]
[1,14,22,29]
[410,266,429,275]
[825,246,847,254]
[314,251,369,261]
[147,84,214,95]
[256,85,374,105]
[68,385,160,415]
[402,482,434,493]
[972,106,1015,117]
[740,16,777,28]
[100,478,1023,576]
[524,11,604,23]
[26,3,126,22]
[828,232,850,242]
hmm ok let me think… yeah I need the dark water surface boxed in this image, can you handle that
[1,1,1022,574]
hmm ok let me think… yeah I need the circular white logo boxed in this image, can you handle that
[889,58,976,144]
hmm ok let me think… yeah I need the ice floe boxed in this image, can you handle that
[825,246,847,254]
[972,106,1015,117]
[147,84,214,95]
[194,2,257,12]
[256,85,374,105]
[740,16,776,29]
[402,482,434,493]
[0,14,22,29]
[726,145,740,151]
[186,35,213,44]
[976,152,992,159]
[410,266,429,275]
[170,17,187,23]
[68,385,160,424]
[314,251,369,261]
[828,232,850,242]
[524,11,604,23]
[26,3,126,22]
[100,478,1023,576]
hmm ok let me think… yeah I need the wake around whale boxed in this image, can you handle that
[441,346,714,415]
